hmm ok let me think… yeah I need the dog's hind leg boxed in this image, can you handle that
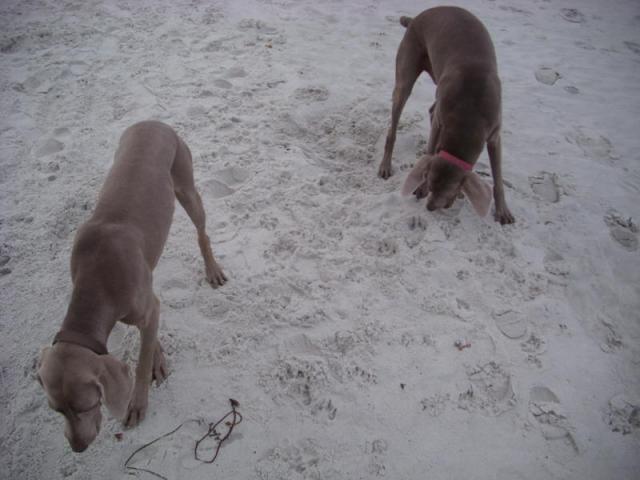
[172,137,228,287]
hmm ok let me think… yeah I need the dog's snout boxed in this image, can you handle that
[426,195,440,211]
[68,437,90,452]
[65,424,96,453]
[427,192,455,211]
[71,443,88,453]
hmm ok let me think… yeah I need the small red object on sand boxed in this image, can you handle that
[115,433,124,441]
[454,339,471,351]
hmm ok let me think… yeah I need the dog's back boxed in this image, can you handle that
[94,121,176,233]
[83,121,178,271]
[407,7,501,153]
[405,6,497,82]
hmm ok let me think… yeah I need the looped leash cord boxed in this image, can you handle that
[195,398,243,464]
[124,398,242,480]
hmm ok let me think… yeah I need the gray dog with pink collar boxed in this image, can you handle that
[378,6,514,224]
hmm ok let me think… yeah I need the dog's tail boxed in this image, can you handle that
[400,16,412,28]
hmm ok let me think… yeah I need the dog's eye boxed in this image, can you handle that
[74,400,101,413]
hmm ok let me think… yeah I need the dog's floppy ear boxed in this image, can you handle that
[36,347,52,386]
[96,355,132,420]
[461,171,492,217]
[37,346,52,369]
[401,155,432,196]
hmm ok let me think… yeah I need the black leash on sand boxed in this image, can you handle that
[124,398,242,479]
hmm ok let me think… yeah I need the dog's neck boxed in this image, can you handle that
[437,108,492,167]
[439,150,472,171]
[55,286,116,355]
[437,137,484,168]
[53,330,108,355]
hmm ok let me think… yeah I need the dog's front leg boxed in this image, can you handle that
[487,133,514,224]
[426,107,441,155]
[412,114,440,199]
[125,296,160,427]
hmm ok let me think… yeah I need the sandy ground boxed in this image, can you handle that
[1,0,639,478]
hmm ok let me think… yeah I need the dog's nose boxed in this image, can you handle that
[66,432,92,453]
[69,439,89,452]
[426,202,436,211]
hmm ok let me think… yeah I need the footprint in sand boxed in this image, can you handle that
[158,278,193,309]
[604,210,638,251]
[529,386,579,455]
[213,166,250,186]
[311,398,337,420]
[499,5,532,16]
[204,179,234,198]
[293,86,329,102]
[53,127,70,137]
[36,138,64,157]
[493,310,527,339]
[543,249,570,278]
[530,386,560,403]
[268,356,332,411]
[404,215,427,248]
[574,40,596,51]
[608,228,638,251]
[529,172,560,203]
[51,196,92,240]
[421,393,450,417]
[0,34,26,54]
[534,67,561,86]
[560,8,586,24]
[256,439,330,479]
[68,60,89,76]
[365,439,388,477]
[204,166,250,199]
[225,66,247,78]
[598,316,624,353]
[605,394,640,435]
[624,41,640,56]
[521,333,546,355]
[238,18,278,34]
[213,79,232,89]
[187,105,207,118]
[362,237,398,257]
[458,362,516,416]
[331,330,359,355]
[566,128,619,162]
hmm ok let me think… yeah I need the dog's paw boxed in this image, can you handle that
[152,342,169,385]
[378,162,392,179]
[124,389,148,428]
[206,265,228,288]
[494,205,515,225]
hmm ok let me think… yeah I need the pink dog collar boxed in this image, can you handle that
[439,150,472,171]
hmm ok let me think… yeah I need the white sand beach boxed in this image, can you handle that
[1,0,639,478]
